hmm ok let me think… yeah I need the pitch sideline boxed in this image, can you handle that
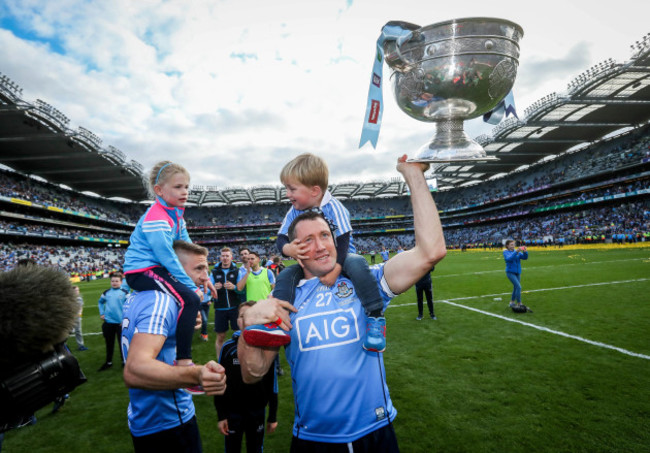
[79,277,650,360]
[389,278,650,361]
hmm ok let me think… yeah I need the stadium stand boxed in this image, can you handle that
[0,33,649,277]
[1,123,647,274]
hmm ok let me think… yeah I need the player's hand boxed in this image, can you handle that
[242,297,297,331]
[267,421,278,433]
[100,314,105,320]
[200,361,227,395]
[195,312,202,330]
[224,281,235,290]
[214,282,223,290]
[195,288,204,301]
[218,419,229,436]
[206,279,217,297]
[396,154,430,174]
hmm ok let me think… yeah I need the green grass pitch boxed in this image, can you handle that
[4,246,650,452]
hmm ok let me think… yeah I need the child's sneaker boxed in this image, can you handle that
[243,323,291,347]
[363,317,386,352]
[173,361,205,395]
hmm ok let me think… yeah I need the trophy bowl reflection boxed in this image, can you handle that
[384,17,523,162]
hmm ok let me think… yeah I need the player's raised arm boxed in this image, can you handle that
[383,155,446,294]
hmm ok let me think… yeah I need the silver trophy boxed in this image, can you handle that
[384,18,524,162]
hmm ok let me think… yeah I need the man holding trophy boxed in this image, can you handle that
[236,155,447,452]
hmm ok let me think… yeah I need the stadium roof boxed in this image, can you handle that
[0,85,147,201]
[0,33,648,204]
[435,33,650,188]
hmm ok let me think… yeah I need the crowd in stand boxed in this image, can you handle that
[442,179,648,226]
[444,200,650,248]
[0,242,125,274]
[1,129,648,277]
[0,168,144,224]
[436,131,650,212]
[0,219,127,241]
[1,129,648,228]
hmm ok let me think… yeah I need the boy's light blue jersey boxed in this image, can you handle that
[285,264,396,443]
[98,287,128,324]
[278,191,356,253]
[121,291,195,437]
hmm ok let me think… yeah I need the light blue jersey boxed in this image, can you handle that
[121,291,195,437]
[380,250,390,262]
[98,287,128,324]
[285,264,396,443]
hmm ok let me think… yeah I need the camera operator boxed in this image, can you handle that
[0,263,87,435]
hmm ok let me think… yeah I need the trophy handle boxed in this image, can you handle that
[383,21,421,71]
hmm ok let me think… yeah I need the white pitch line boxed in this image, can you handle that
[386,277,650,305]
[388,277,650,361]
[436,299,650,361]
[79,277,650,358]
[434,258,650,278]
[435,257,649,279]
[447,278,650,301]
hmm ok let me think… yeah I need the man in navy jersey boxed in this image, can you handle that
[212,247,246,356]
[237,156,447,452]
[122,241,227,453]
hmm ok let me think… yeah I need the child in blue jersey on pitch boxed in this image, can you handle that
[123,161,209,394]
[243,153,388,352]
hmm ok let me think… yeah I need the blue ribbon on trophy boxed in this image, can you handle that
[359,23,415,149]
[483,90,518,125]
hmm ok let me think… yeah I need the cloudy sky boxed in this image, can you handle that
[0,0,647,192]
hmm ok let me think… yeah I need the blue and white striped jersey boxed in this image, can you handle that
[278,191,356,253]
[121,291,195,437]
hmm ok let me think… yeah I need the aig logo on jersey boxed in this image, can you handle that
[295,308,360,351]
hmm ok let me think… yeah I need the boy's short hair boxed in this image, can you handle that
[220,247,232,254]
[109,272,123,280]
[280,153,328,193]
